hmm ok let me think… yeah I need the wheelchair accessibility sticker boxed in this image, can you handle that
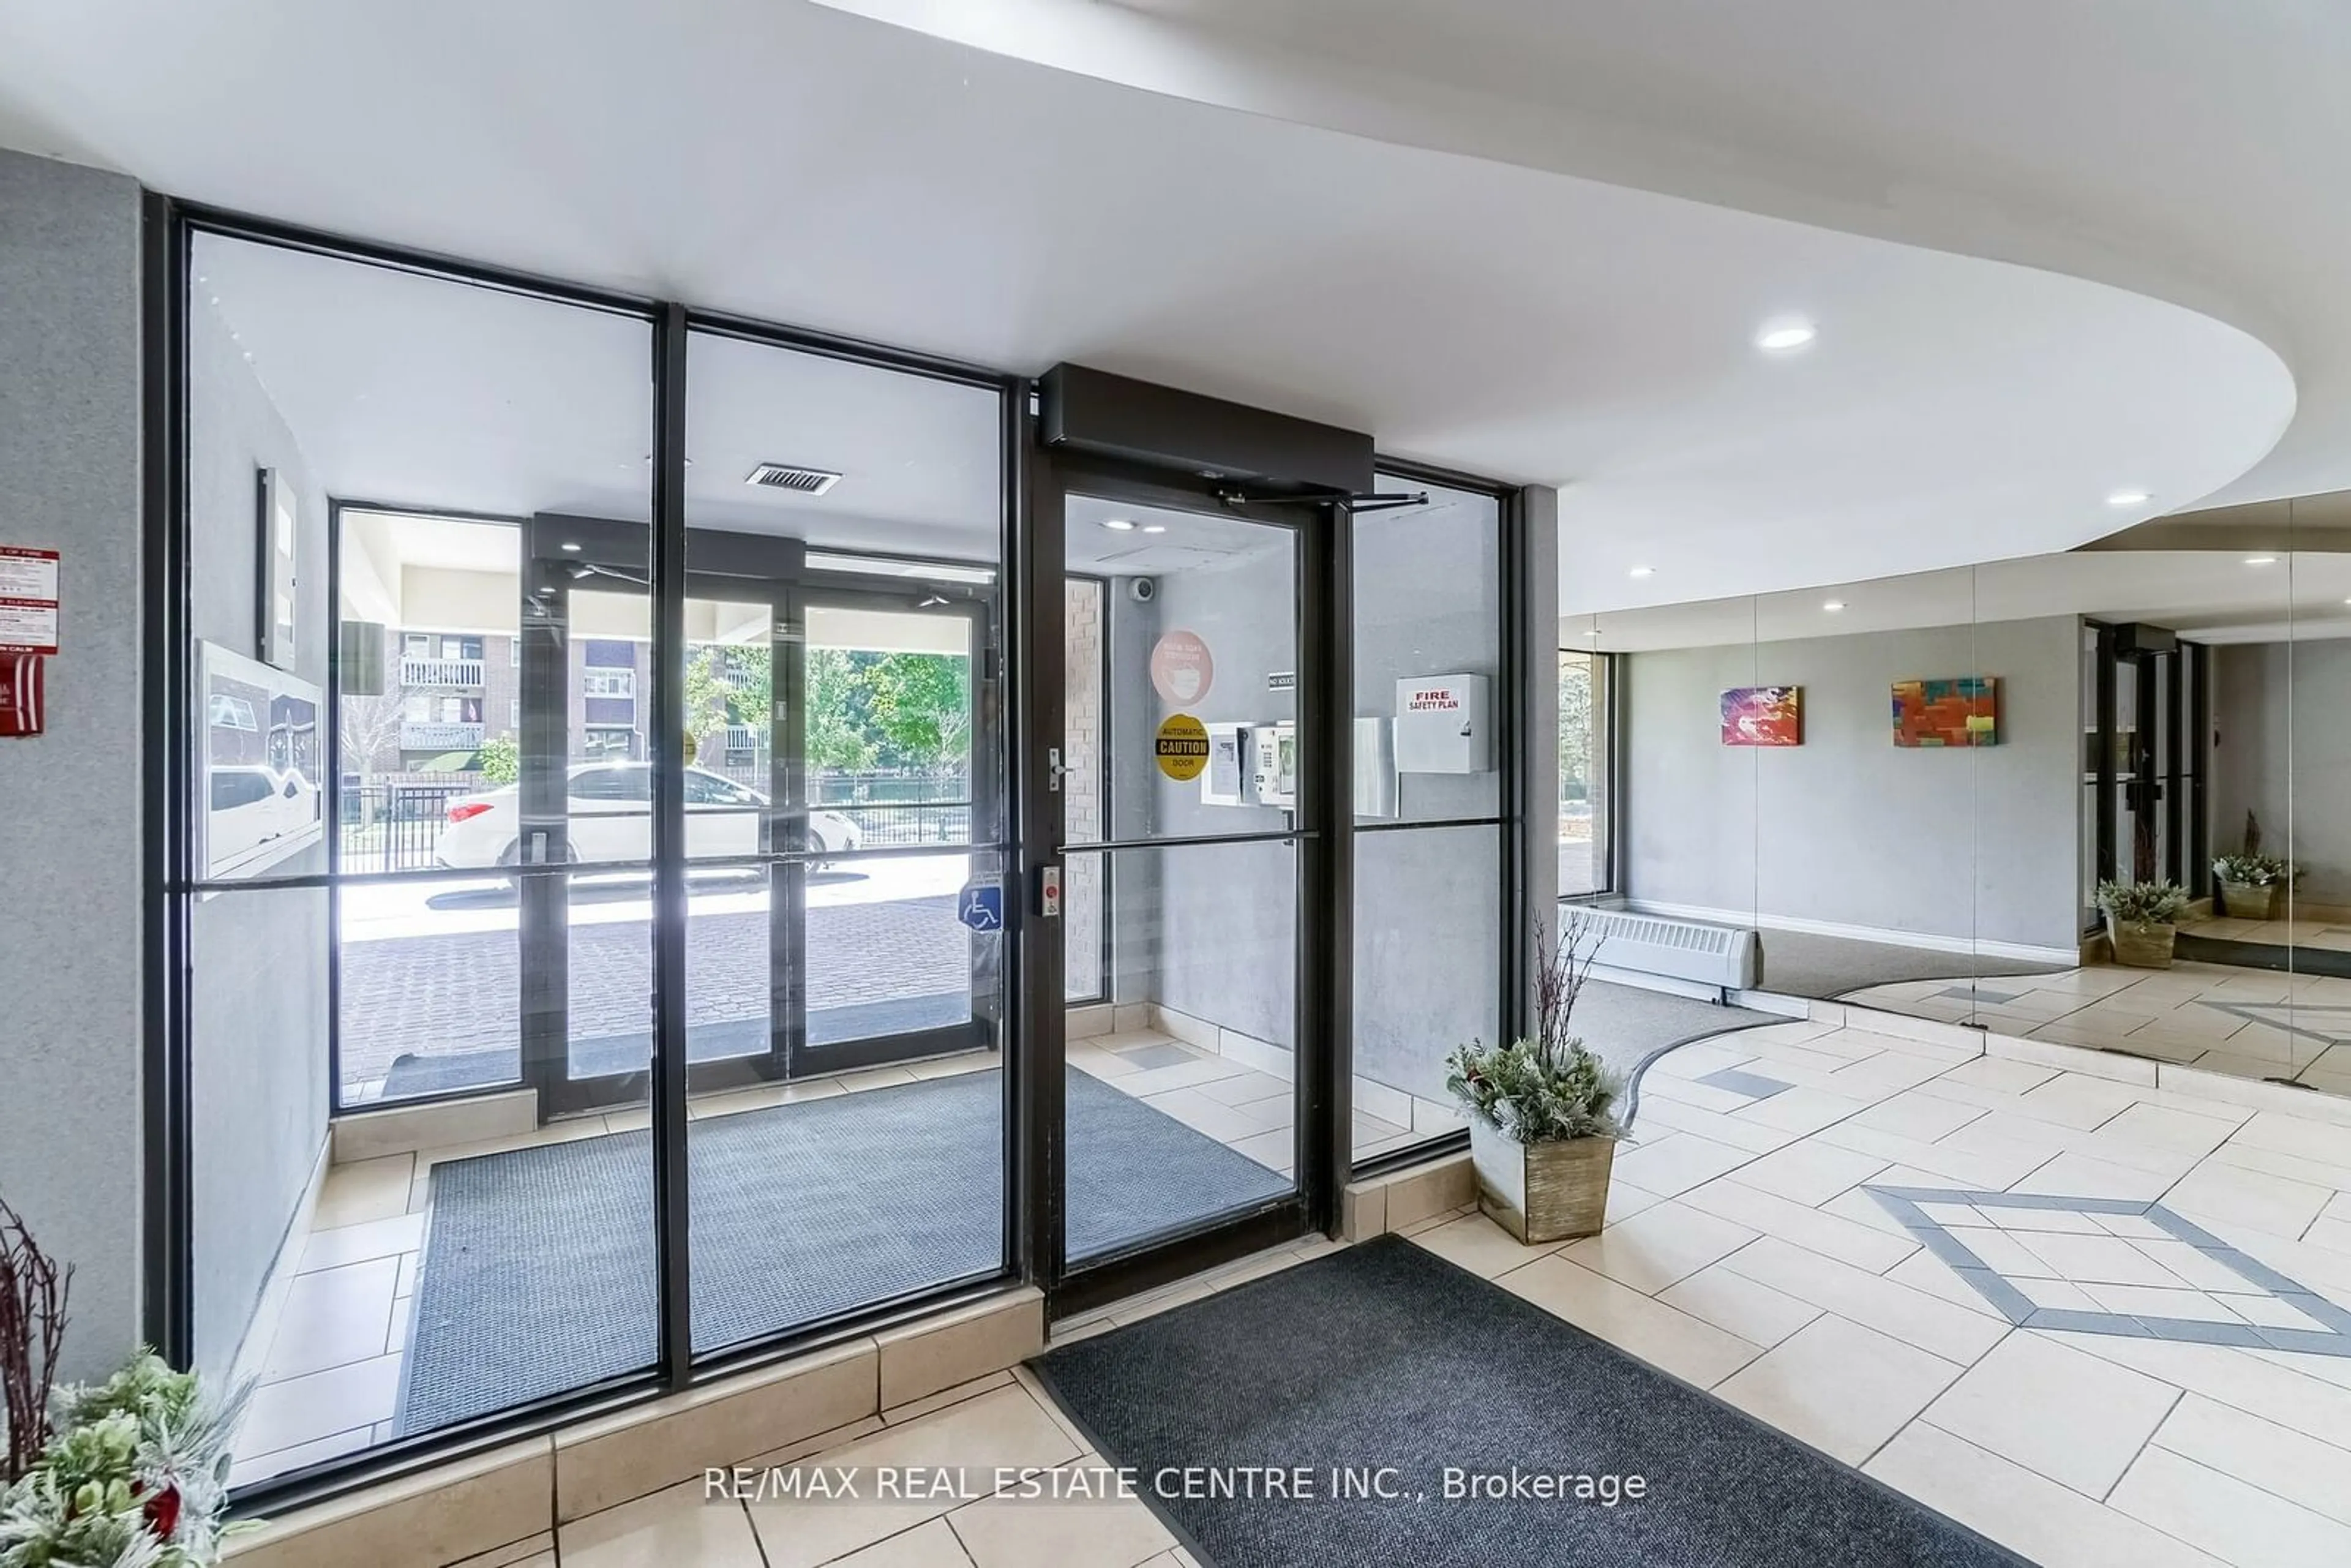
[958,883,1003,932]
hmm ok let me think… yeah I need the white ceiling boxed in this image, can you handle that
[195,234,1004,560]
[1065,493,1292,574]
[820,0,2349,595]
[1569,552,2351,654]
[0,1,2304,611]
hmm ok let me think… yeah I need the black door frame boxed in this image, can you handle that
[148,203,1035,1514]
[785,577,999,1079]
[2086,621,2208,908]
[518,516,1002,1115]
[1017,448,1349,1318]
[142,195,1526,1517]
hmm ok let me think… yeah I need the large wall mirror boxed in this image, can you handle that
[1564,491,2351,1104]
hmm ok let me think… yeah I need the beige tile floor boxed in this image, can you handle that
[1845,959,2351,1098]
[526,1234,1351,1568]
[506,1015,2351,1568]
[234,1027,1423,1485]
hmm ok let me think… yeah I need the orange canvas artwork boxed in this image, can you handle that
[1891,677,1998,747]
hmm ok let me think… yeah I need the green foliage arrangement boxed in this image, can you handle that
[0,1352,249,1568]
[2213,852,2294,887]
[2097,879,2190,926]
[1445,912,1624,1146]
[686,645,972,776]
[473,732,519,786]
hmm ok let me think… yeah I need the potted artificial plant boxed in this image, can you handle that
[0,1198,249,1567]
[1446,913,1624,1244]
[2214,814,2295,921]
[2098,877,2190,969]
[2212,853,2293,922]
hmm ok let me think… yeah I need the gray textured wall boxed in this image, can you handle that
[1142,549,1299,1046]
[1623,615,2082,953]
[0,150,146,1379]
[2211,639,2351,904]
[184,284,334,1381]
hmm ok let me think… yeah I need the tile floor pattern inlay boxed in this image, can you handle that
[253,1014,2351,1566]
[1862,1185,2351,1352]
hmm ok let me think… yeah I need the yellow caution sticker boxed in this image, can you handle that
[1155,712,1210,781]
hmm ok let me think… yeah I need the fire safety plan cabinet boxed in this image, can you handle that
[1394,675,1492,773]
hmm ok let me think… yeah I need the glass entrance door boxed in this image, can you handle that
[1027,460,1340,1309]
[793,590,996,1075]
[518,522,1000,1115]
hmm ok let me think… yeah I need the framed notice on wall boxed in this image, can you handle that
[198,640,323,880]
[257,466,298,670]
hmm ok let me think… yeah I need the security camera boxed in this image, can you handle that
[1128,577,1157,604]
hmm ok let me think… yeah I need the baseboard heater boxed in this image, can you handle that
[1569,907,1760,996]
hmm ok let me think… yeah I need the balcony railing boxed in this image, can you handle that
[400,721,485,750]
[400,655,486,688]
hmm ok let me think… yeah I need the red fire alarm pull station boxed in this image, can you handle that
[0,652,45,738]
[0,545,61,738]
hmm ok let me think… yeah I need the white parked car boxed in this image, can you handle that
[206,763,320,874]
[433,762,863,868]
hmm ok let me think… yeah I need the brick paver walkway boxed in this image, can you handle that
[340,896,971,1090]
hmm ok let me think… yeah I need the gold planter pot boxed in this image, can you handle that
[2105,914,2178,969]
[1468,1119,1615,1244]
[2217,880,2282,922]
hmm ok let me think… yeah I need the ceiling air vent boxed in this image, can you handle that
[744,462,842,495]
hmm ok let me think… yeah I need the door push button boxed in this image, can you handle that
[1037,863,1062,919]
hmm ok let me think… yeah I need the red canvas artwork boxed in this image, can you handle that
[1892,677,1998,747]
[1720,686,1802,746]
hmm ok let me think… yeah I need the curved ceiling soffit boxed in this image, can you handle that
[813,0,2305,492]
[0,1,2296,615]
[811,0,2293,368]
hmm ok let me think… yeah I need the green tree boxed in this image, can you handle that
[476,732,519,785]
[805,647,877,773]
[687,643,771,759]
[868,653,972,770]
[1558,651,1594,800]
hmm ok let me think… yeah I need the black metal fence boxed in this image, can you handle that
[337,772,973,871]
[339,781,481,872]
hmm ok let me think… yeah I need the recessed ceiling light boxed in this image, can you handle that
[1756,320,1817,352]
[1585,628,1602,638]
[560,542,581,553]
[1629,566,1655,579]
[1823,600,1846,612]
[2106,489,2152,506]
[1101,518,1136,531]
[2245,555,2279,566]
[1141,524,1166,534]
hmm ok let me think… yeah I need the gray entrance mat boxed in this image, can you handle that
[397,1067,1289,1435]
[1033,1237,2028,1568]
[376,991,975,1097]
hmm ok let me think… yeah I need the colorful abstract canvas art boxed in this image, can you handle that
[1720,686,1802,746]
[1892,677,1998,747]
